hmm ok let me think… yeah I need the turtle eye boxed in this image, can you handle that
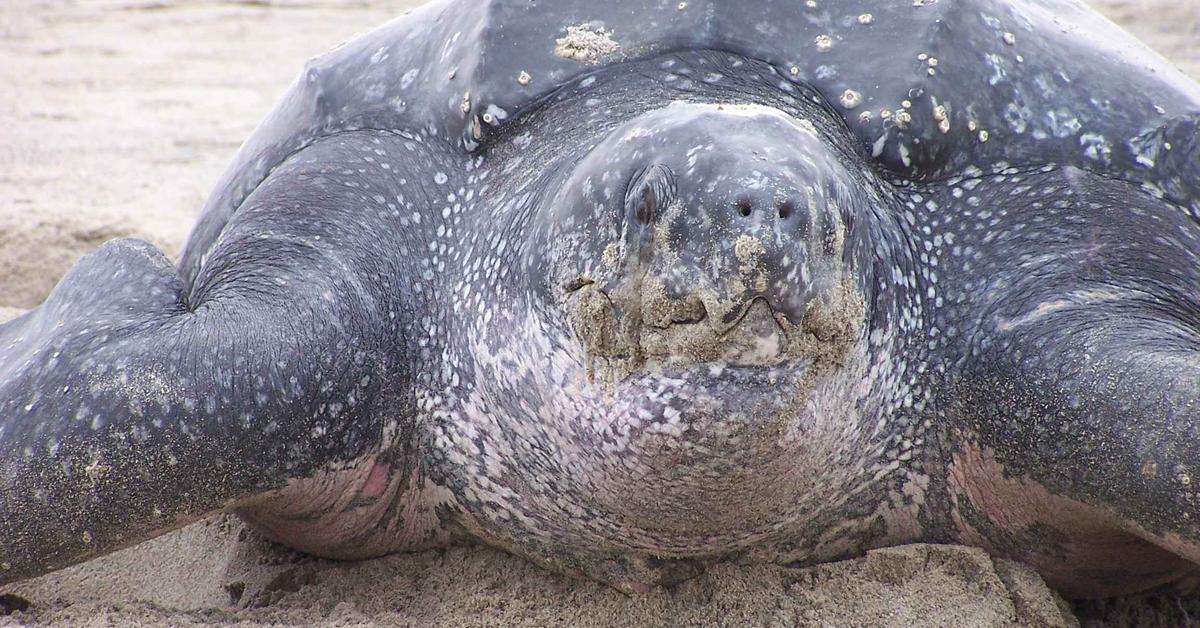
[623,164,676,225]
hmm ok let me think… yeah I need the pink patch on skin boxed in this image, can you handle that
[948,443,1196,598]
[361,461,391,498]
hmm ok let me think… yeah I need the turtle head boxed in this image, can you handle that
[540,102,873,378]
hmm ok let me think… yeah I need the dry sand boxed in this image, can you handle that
[0,0,1198,625]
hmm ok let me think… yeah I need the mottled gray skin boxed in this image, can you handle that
[2,0,1200,600]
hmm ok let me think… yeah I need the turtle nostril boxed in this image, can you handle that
[776,200,794,220]
[735,198,753,218]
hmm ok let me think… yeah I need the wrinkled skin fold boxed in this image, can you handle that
[3,0,1200,600]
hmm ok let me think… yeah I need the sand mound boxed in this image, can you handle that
[3,517,1080,627]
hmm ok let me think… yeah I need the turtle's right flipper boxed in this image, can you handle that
[0,132,437,585]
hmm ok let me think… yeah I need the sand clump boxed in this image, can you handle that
[554,24,621,64]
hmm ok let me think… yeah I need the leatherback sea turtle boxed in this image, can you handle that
[2,0,1199,599]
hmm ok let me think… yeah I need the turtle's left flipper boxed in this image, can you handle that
[929,159,1200,598]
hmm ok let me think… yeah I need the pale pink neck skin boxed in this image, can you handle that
[360,460,392,499]
[948,443,1200,598]
[236,452,461,560]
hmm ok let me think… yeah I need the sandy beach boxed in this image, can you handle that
[1,0,1198,625]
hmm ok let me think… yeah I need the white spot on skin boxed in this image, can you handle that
[517,71,531,85]
[400,68,419,89]
[858,13,874,24]
[814,35,833,52]
[872,133,888,157]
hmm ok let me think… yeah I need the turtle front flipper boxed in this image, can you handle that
[0,132,450,586]
[924,161,1200,598]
